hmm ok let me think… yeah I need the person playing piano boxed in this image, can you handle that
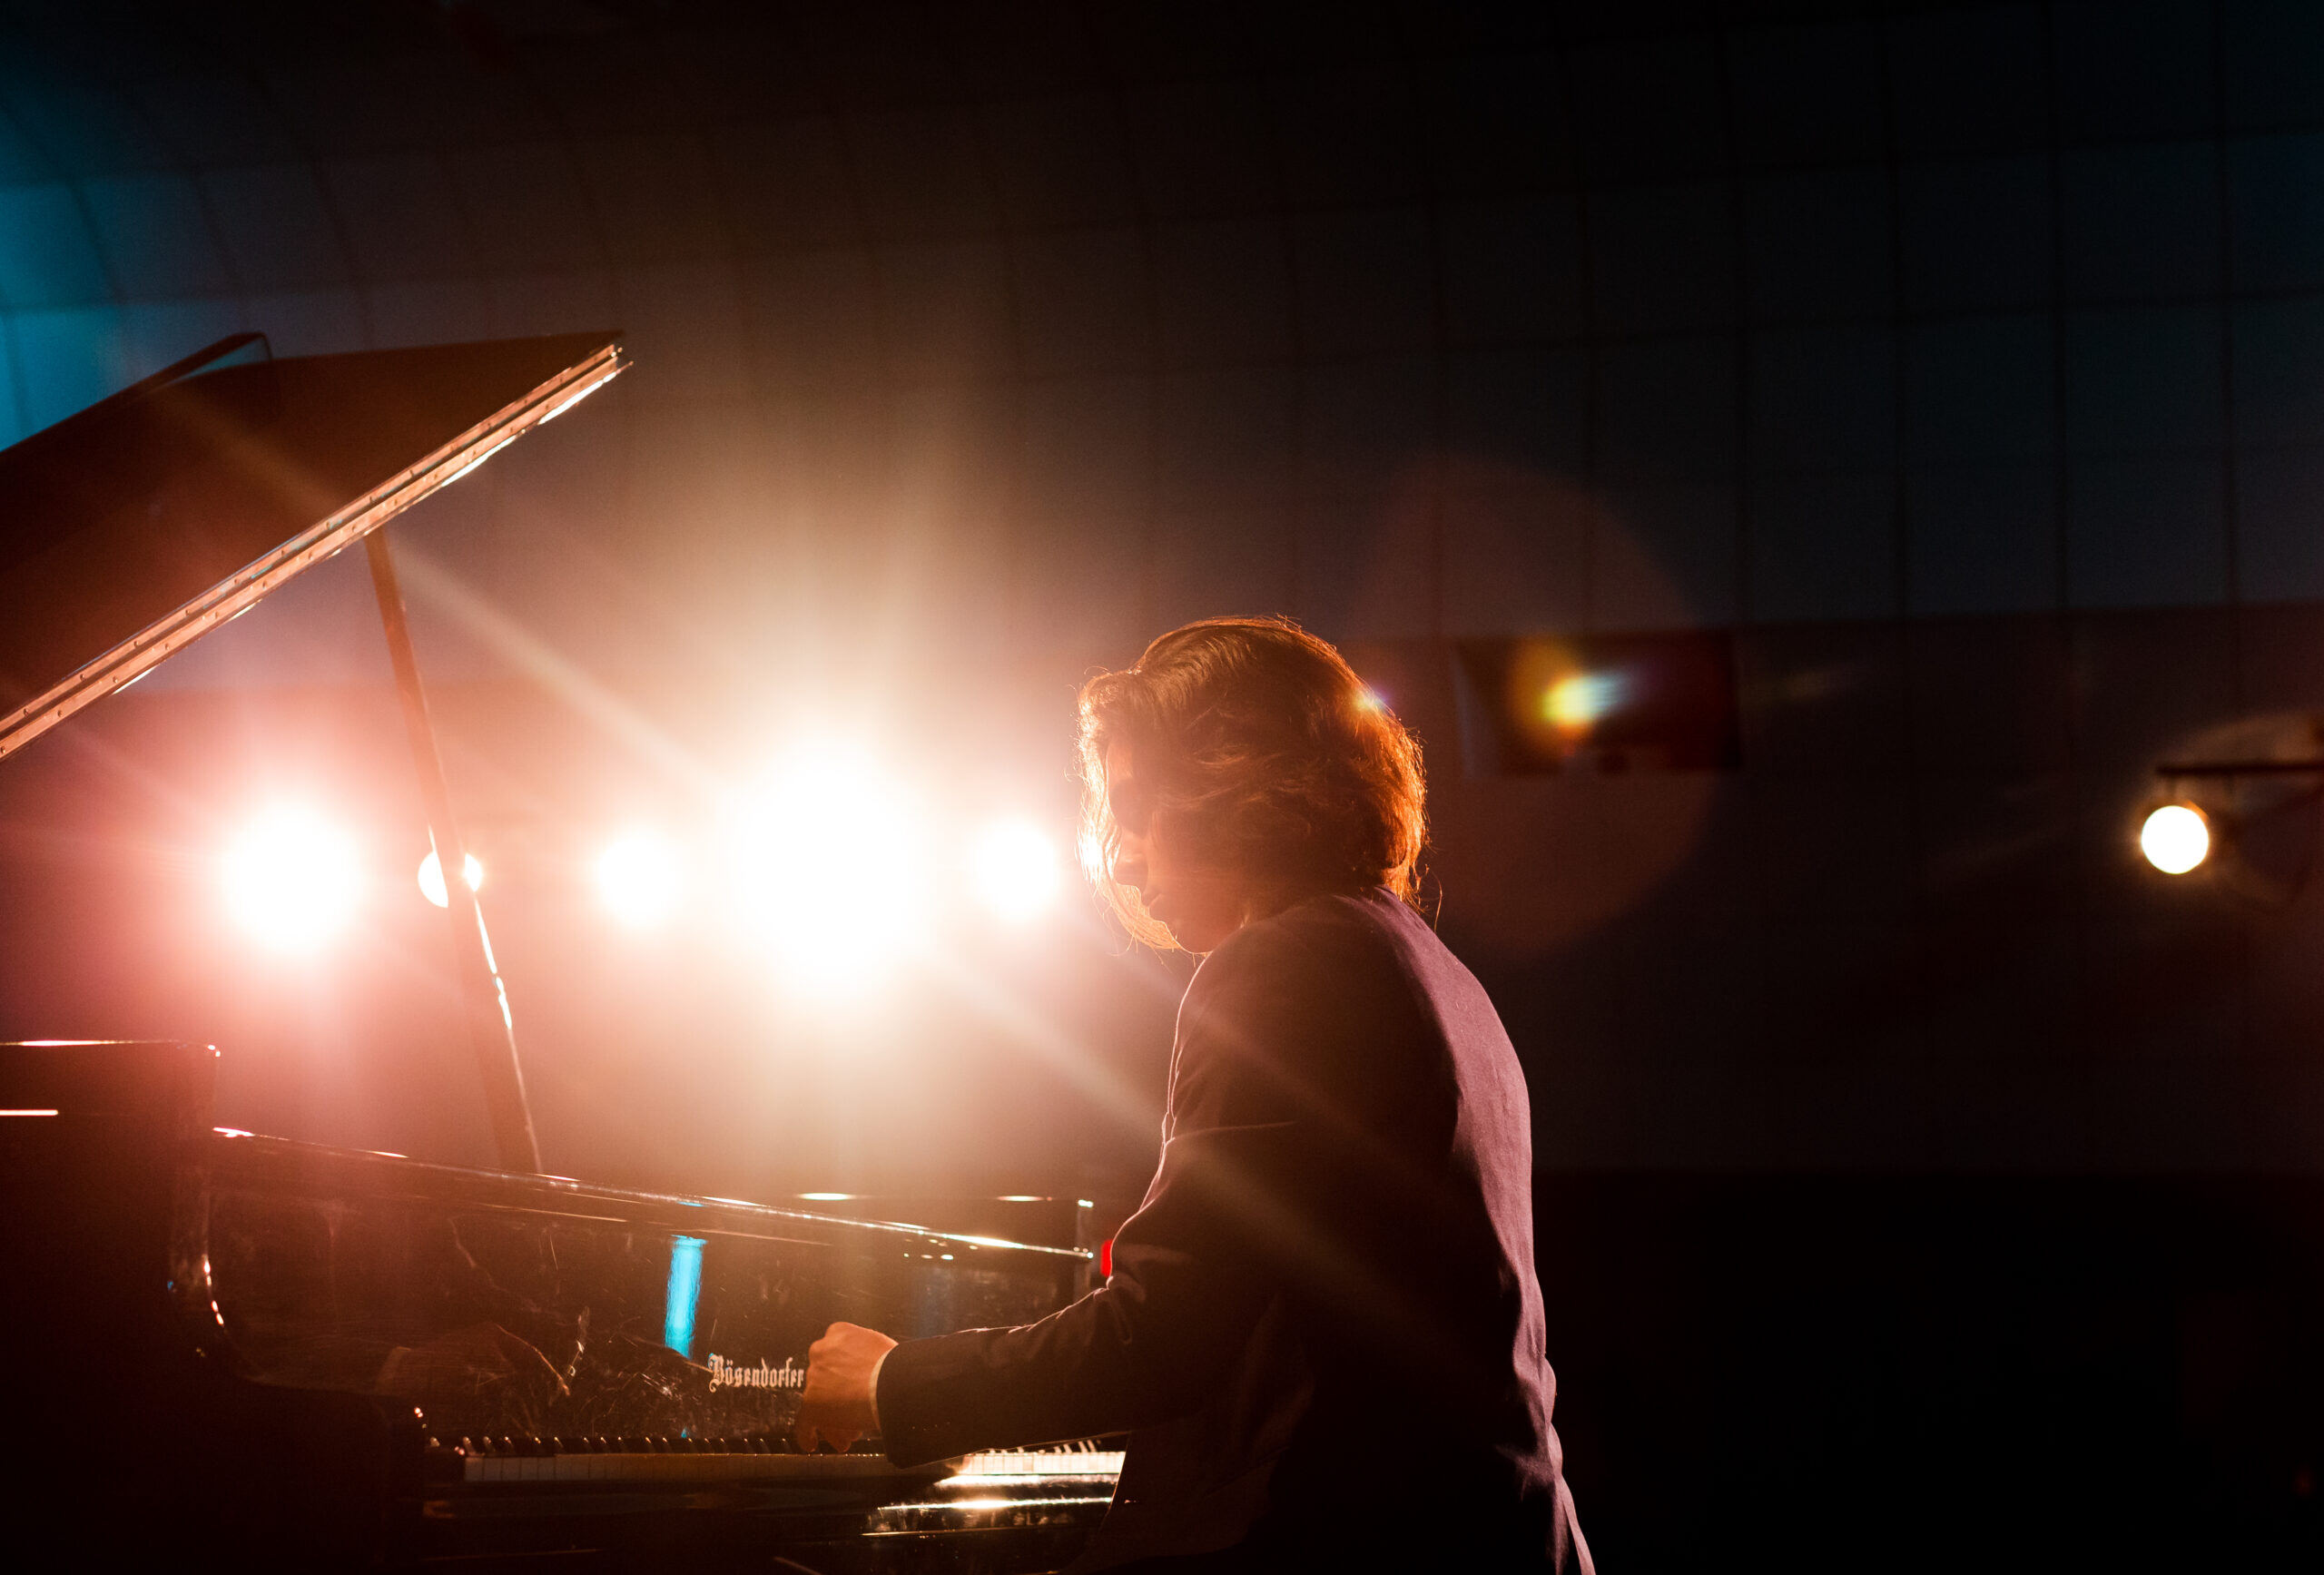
[799,616,1592,1573]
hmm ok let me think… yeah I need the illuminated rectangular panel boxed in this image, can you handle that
[664,1235,704,1358]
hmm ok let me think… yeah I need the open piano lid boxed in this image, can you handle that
[0,330,625,762]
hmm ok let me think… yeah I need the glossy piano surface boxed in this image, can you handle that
[2,1040,1116,1570]
[0,331,624,761]
[194,1127,1081,1448]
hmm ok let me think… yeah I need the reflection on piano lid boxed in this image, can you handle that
[0,330,635,1175]
[0,330,625,762]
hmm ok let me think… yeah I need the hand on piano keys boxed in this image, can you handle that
[797,1319,899,1454]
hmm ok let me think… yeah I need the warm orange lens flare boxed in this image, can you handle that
[222,808,366,952]
[222,777,1069,958]
[417,849,485,908]
[1541,671,1626,732]
[596,831,685,929]
[967,818,1063,922]
[729,745,927,993]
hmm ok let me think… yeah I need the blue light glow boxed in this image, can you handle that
[665,1235,705,1358]
[1541,671,1629,730]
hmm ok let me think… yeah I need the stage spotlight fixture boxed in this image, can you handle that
[2141,802,2211,874]
[222,807,366,952]
[596,831,684,929]
[417,849,486,908]
[968,817,1063,922]
[731,745,926,991]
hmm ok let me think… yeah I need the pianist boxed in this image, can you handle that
[799,616,1592,1573]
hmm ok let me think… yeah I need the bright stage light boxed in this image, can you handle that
[2141,802,2211,874]
[596,831,684,929]
[417,849,485,908]
[968,817,1063,922]
[731,745,926,992]
[222,807,366,952]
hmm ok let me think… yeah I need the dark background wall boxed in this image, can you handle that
[7,2,2324,1566]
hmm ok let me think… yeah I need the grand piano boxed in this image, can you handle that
[0,334,1119,1570]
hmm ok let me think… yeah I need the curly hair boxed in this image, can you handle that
[1077,616,1427,948]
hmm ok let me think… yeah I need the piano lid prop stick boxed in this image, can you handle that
[363,527,544,1175]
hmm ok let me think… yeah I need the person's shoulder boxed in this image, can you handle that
[1192,887,1426,1003]
[1269,885,1443,963]
[1183,890,1470,1111]
[1218,887,1502,1032]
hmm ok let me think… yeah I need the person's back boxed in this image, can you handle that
[795,616,1590,1573]
[1110,886,1571,1570]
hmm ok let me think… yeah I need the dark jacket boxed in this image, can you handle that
[876,888,1590,1571]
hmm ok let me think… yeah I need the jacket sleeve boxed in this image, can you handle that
[875,924,1345,1467]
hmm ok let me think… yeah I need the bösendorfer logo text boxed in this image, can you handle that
[706,1354,805,1392]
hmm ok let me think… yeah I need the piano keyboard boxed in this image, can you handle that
[449,1441,1126,1486]
[461,1450,913,1484]
[951,1449,1127,1480]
